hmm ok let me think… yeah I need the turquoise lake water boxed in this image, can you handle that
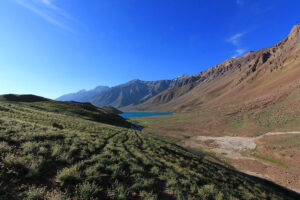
[120,112,173,119]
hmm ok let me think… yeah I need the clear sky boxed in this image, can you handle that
[0,0,300,99]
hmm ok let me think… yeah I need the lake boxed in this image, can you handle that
[120,112,173,119]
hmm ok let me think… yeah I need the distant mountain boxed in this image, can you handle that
[56,86,109,102]
[90,79,173,108]
[57,76,205,109]
[124,74,202,111]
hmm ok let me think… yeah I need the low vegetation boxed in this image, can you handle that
[0,94,132,128]
[0,100,299,199]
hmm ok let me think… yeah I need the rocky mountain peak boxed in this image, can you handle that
[290,23,300,37]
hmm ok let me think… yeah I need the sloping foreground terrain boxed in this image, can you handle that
[0,98,299,199]
[0,94,131,129]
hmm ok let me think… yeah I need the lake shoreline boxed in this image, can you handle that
[120,112,174,119]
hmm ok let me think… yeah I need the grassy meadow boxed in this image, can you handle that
[0,99,299,199]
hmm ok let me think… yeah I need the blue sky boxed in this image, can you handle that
[0,0,299,99]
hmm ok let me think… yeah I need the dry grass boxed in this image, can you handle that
[0,101,299,199]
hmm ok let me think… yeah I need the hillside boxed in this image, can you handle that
[0,94,50,102]
[56,86,109,102]
[0,98,299,199]
[134,23,300,113]
[0,94,131,128]
[99,106,123,115]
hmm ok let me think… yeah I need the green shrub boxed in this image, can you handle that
[150,166,160,175]
[198,184,223,200]
[37,146,48,155]
[51,144,64,158]
[68,145,79,157]
[115,186,128,200]
[77,182,100,200]
[139,191,158,200]
[56,167,81,187]
[3,153,27,171]
[94,161,106,171]
[25,186,45,200]
[131,181,144,191]
[25,155,45,179]
[47,190,69,200]
[0,142,11,154]
[130,165,144,174]
[22,142,38,154]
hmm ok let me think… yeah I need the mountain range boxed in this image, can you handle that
[56,75,201,109]
[57,23,300,115]
[57,86,109,102]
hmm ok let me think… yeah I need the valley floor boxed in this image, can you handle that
[134,116,300,194]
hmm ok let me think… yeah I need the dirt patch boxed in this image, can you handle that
[184,131,300,192]
[185,131,300,158]
[185,135,256,159]
[197,136,256,151]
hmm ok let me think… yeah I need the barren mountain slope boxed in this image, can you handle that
[133,24,300,139]
[133,23,300,113]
